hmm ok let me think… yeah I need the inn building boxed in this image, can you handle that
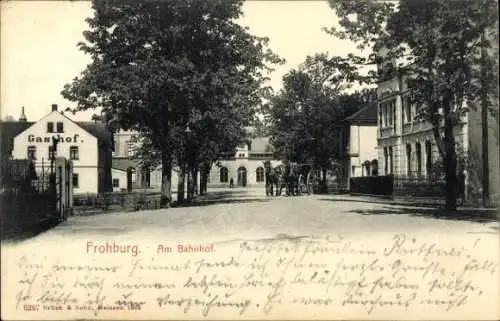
[0,104,113,194]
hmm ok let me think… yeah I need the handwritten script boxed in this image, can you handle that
[3,233,498,319]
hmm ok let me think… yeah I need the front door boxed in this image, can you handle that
[126,167,135,192]
[237,167,247,187]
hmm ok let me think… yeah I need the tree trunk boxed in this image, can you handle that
[193,167,199,196]
[443,97,458,212]
[160,151,172,208]
[177,164,185,203]
[186,168,193,202]
[200,170,207,195]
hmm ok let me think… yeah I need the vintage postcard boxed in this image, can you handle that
[1,0,499,320]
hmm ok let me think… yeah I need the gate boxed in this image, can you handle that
[53,158,73,221]
[1,157,73,238]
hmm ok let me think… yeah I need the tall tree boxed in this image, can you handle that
[268,53,370,191]
[326,0,499,210]
[62,0,282,206]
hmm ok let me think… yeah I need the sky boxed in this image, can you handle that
[1,0,365,122]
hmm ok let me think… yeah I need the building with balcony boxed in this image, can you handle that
[376,70,499,203]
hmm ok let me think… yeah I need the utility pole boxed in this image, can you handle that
[480,1,490,207]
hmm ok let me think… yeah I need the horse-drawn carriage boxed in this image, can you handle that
[263,160,321,196]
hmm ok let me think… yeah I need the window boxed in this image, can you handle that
[238,153,245,158]
[56,122,64,133]
[47,122,54,133]
[384,147,388,174]
[416,142,422,176]
[425,140,433,176]
[113,178,119,188]
[48,146,57,160]
[379,99,396,128]
[406,144,412,176]
[389,146,393,174]
[27,146,37,160]
[256,167,265,183]
[127,142,135,157]
[70,146,79,160]
[392,100,396,131]
[403,96,412,123]
[72,173,79,188]
[220,167,228,183]
[379,105,383,128]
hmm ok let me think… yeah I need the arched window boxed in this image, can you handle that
[220,167,228,183]
[415,142,422,176]
[371,159,378,176]
[363,160,371,176]
[406,143,412,176]
[425,140,432,177]
[256,167,264,183]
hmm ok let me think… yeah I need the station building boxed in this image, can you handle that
[0,104,113,194]
[111,128,280,191]
[207,135,282,188]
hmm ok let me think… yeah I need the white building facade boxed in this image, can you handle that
[4,104,113,194]
[208,137,282,188]
[338,104,379,189]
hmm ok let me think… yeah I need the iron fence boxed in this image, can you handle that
[393,174,446,198]
[1,158,59,238]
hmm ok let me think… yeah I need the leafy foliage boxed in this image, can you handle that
[326,0,499,209]
[62,0,283,203]
[268,53,374,172]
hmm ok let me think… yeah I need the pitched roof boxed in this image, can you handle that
[343,103,378,125]
[249,137,273,153]
[1,121,35,157]
[77,122,113,146]
[111,158,138,171]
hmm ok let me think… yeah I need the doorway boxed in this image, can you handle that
[237,166,247,187]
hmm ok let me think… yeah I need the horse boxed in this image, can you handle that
[281,162,299,196]
[263,160,284,196]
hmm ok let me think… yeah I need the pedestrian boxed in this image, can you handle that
[229,178,234,188]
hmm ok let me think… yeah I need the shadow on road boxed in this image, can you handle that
[1,218,60,243]
[172,197,271,208]
[346,206,497,224]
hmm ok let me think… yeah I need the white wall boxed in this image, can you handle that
[12,110,101,194]
[74,167,99,194]
[209,159,281,186]
[12,111,98,166]
[349,125,378,178]
[111,169,128,192]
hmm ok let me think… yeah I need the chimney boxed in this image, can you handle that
[51,104,58,112]
[19,106,27,122]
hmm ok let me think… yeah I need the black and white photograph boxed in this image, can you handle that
[1,0,499,319]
